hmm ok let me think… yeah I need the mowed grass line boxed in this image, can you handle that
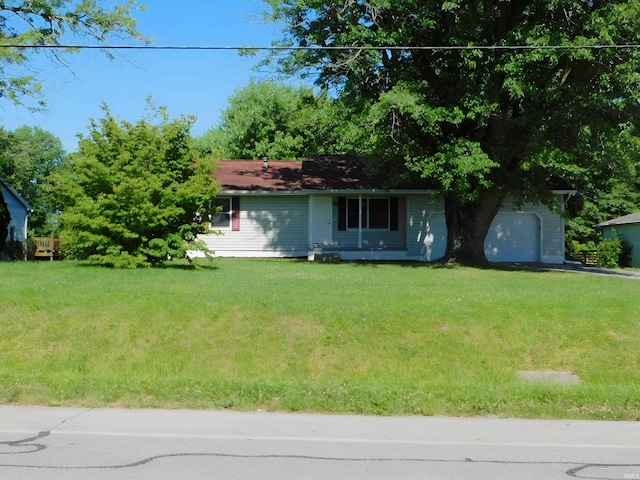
[0,259,638,419]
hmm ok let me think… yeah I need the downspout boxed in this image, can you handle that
[24,211,31,239]
[23,208,33,261]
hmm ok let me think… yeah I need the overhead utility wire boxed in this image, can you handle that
[0,44,640,51]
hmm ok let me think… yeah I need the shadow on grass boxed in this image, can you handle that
[72,256,639,278]
[157,260,220,271]
[342,260,620,277]
[341,260,448,269]
[74,259,220,271]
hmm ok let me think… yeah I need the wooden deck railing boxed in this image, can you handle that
[32,237,61,260]
[568,249,598,266]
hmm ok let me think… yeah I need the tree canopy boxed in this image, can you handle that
[0,0,145,256]
[265,0,640,265]
[51,106,217,268]
[0,125,65,235]
[197,79,367,159]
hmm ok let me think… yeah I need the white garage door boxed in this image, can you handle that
[484,212,540,262]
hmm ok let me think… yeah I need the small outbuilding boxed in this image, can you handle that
[597,213,640,267]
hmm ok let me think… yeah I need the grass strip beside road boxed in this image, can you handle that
[1,259,638,419]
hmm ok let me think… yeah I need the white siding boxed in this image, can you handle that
[604,224,640,267]
[406,194,446,261]
[200,193,567,263]
[199,195,309,257]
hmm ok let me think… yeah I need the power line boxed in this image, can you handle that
[0,43,640,51]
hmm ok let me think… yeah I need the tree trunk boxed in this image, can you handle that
[443,190,505,267]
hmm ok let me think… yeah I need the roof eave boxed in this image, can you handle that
[217,189,305,195]
[301,188,440,195]
[0,178,33,212]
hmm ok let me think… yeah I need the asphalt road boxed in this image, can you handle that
[1,406,639,480]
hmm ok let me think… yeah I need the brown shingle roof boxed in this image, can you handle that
[214,157,433,192]
[215,157,575,193]
[215,160,302,191]
[301,156,433,190]
[302,156,381,190]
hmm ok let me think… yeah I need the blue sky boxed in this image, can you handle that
[1,1,290,152]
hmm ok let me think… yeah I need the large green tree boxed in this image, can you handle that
[0,0,145,253]
[52,106,217,268]
[566,152,640,248]
[198,79,367,159]
[266,0,640,265]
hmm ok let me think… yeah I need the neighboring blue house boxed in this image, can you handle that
[598,213,640,267]
[1,178,32,243]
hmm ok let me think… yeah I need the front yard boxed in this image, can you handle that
[1,259,638,419]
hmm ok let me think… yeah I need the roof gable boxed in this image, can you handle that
[0,178,32,211]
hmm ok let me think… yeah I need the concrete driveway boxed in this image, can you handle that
[503,262,640,279]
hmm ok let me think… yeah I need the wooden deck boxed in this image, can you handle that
[32,237,61,260]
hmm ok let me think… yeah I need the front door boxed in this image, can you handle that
[309,196,333,246]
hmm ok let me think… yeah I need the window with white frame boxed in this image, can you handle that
[211,197,231,229]
[346,197,390,230]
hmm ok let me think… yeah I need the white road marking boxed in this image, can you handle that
[1,429,639,450]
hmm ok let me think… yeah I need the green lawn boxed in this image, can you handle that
[1,259,639,419]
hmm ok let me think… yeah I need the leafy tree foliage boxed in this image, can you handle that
[0,126,65,235]
[197,80,368,159]
[52,106,217,268]
[566,127,640,251]
[567,172,640,249]
[0,0,145,254]
[266,0,640,265]
[0,0,145,111]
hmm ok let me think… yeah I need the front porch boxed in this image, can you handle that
[308,194,409,262]
[307,244,412,262]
